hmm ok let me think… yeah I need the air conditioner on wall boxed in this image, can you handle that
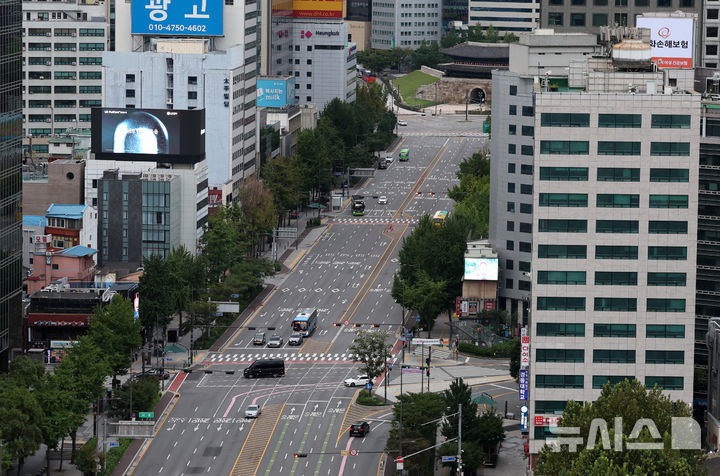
[71,62,76,65]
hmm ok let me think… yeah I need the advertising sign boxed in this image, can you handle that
[636,17,694,69]
[292,0,342,18]
[131,0,224,36]
[91,108,206,163]
[33,234,52,244]
[520,335,530,368]
[520,405,528,432]
[456,297,462,316]
[464,258,499,280]
[519,369,529,400]
[257,78,295,108]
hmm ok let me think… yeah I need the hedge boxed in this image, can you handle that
[458,340,517,359]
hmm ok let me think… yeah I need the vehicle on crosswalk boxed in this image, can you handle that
[244,359,285,378]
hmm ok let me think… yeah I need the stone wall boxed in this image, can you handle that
[415,77,493,105]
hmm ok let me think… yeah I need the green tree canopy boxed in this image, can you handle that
[347,330,391,382]
[87,294,142,379]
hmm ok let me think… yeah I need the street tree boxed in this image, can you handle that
[347,329,391,385]
[87,294,142,382]
[200,204,252,283]
[166,246,206,333]
[535,379,704,475]
[0,382,44,476]
[403,270,447,335]
[138,253,174,335]
[110,376,161,420]
[236,175,275,248]
[261,154,304,215]
[442,378,482,443]
[38,372,76,473]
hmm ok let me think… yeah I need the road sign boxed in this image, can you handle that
[365,383,372,390]
[350,449,359,456]
[441,456,456,462]
[396,456,404,470]
[344,320,350,327]
[231,294,239,298]
[416,315,421,322]
[412,338,442,345]
[519,369,529,400]
[108,442,119,448]
[139,412,154,419]
[341,449,349,456]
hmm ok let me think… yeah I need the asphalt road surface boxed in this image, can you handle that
[131,116,494,476]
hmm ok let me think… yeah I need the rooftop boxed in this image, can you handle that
[23,215,47,227]
[46,204,88,219]
[440,42,509,60]
[57,245,98,257]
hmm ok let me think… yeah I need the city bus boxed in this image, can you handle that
[351,195,365,216]
[292,308,318,337]
[432,210,449,226]
[399,148,410,161]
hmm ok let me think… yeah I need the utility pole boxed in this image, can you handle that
[434,82,438,116]
[427,347,431,393]
[384,345,388,402]
[465,90,469,122]
[399,305,405,472]
[457,403,463,475]
[420,343,424,393]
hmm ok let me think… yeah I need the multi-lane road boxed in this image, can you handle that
[130,115,495,476]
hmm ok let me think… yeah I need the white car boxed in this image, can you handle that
[245,404,261,418]
[397,120,408,126]
[378,196,388,205]
[344,375,371,387]
[385,156,394,163]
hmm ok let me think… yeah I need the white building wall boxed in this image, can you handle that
[468,0,539,34]
[371,0,442,50]
[79,205,97,252]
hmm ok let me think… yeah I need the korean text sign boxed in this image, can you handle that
[132,0,224,36]
[636,17,694,69]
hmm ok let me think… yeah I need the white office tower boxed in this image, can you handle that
[528,57,699,459]
[22,0,109,137]
[370,0,442,50]
[106,0,257,200]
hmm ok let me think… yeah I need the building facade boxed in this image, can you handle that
[0,0,23,371]
[468,0,539,34]
[370,0,442,49]
[22,0,108,140]
[529,78,699,458]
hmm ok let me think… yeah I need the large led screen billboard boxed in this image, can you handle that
[464,258,499,281]
[91,108,205,163]
[132,0,223,36]
[636,17,694,69]
[257,78,295,107]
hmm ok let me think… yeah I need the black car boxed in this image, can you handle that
[378,160,387,170]
[244,359,285,378]
[349,421,370,437]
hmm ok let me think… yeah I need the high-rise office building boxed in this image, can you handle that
[528,58,699,462]
[370,1,442,49]
[0,0,23,372]
[22,0,108,145]
[467,0,539,34]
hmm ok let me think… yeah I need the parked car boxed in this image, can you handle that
[253,332,266,345]
[378,196,388,205]
[344,375,370,387]
[397,120,408,126]
[349,421,370,437]
[288,332,304,346]
[245,404,261,418]
[267,334,283,348]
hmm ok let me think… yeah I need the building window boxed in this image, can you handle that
[521,145,533,155]
[508,183,515,193]
[597,168,640,182]
[536,375,584,389]
[538,219,587,233]
[594,297,637,312]
[647,298,686,312]
[536,349,584,363]
[649,221,687,234]
[537,271,586,285]
[520,184,532,195]
[506,240,514,251]
[125,74,135,83]
[646,324,685,338]
[306,96,312,101]
[519,222,532,233]
[635,0,648,5]
[188,76,198,85]
[126,89,135,98]
[595,245,638,260]
[507,221,515,231]
[188,91,197,100]
[548,12,564,25]
[540,141,589,155]
[538,244,586,258]
[593,376,633,389]
[594,323,636,337]
[650,169,689,182]
[536,323,585,337]
[521,164,533,175]
[597,141,641,155]
[649,195,688,208]
[537,297,586,311]
[650,141,691,156]
[656,0,671,6]
[592,13,608,26]
[508,163,516,173]
[614,12,628,25]
[507,202,515,212]
[651,114,690,129]
[539,167,588,181]
[593,349,635,363]
[615,0,627,4]
[598,113,641,128]
[570,13,585,26]
[535,401,568,413]
[508,124,516,135]
[505,278,513,289]
[521,126,534,136]
[519,242,532,253]
[549,0,563,3]
[508,144,516,154]
[648,246,687,260]
[645,376,683,390]
[539,193,588,207]
[509,105,517,115]
[509,85,517,95]
[596,220,638,233]
[647,272,686,287]
[596,194,639,208]
[646,350,683,364]
[540,113,589,127]
[595,272,637,285]
[520,203,532,214]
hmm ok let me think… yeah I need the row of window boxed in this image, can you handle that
[28,86,100,94]
[539,167,689,182]
[536,349,684,365]
[540,113,690,129]
[539,141,690,156]
[538,244,687,260]
[538,219,687,234]
[537,296,686,312]
[26,42,105,51]
[26,99,101,108]
[537,323,684,338]
[537,271,686,286]
[539,193,688,208]
[535,372,684,390]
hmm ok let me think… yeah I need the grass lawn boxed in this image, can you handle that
[394,70,440,108]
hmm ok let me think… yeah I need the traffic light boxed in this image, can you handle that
[455,338,459,347]
[428,191,434,196]
[371,323,380,328]
[353,323,362,328]
[333,322,342,327]
[425,357,430,366]
[426,368,430,377]
[294,453,308,459]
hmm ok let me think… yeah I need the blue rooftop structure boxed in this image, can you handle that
[23,215,47,227]
[46,204,88,219]
[57,245,97,257]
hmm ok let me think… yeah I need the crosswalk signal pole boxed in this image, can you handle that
[457,403,463,475]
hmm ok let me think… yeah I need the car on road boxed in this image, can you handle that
[244,359,285,378]
[349,421,370,437]
[245,404,261,418]
[288,332,303,346]
[253,332,266,345]
[385,156,394,164]
[378,160,387,169]
[140,369,170,380]
[397,120,408,126]
[267,334,283,348]
[378,196,388,205]
[344,375,371,387]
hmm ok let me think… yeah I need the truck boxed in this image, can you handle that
[351,195,365,216]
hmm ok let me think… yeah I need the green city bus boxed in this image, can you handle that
[399,148,409,161]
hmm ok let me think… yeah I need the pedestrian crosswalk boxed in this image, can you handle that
[402,131,487,137]
[329,217,417,225]
[203,352,397,363]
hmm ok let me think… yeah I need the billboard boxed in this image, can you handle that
[91,108,206,163]
[257,78,296,108]
[464,258,498,280]
[519,369,528,400]
[636,17,694,69]
[131,0,223,36]
[272,0,342,18]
